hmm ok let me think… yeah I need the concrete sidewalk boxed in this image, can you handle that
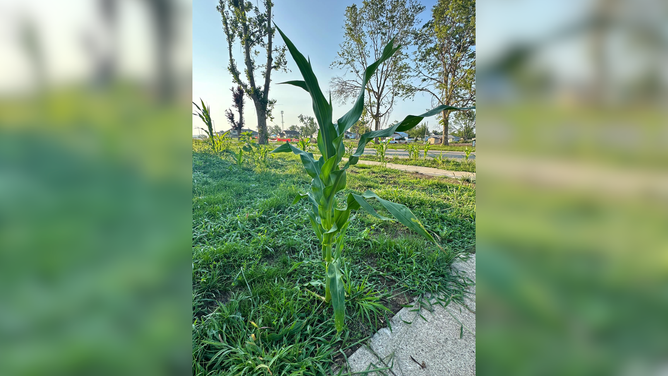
[340,255,476,375]
[351,159,476,180]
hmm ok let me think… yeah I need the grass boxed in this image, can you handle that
[358,155,476,173]
[192,142,475,375]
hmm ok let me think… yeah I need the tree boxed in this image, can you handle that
[298,114,318,138]
[268,125,282,136]
[217,0,287,144]
[452,110,475,140]
[330,0,424,142]
[413,0,475,145]
[349,107,371,136]
[288,125,299,132]
[225,85,245,132]
[407,123,428,140]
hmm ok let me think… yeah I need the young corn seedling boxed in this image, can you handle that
[435,151,446,167]
[464,147,472,161]
[193,98,217,152]
[377,139,390,167]
[345,143,355,158]
[271,26,472,332]
[423,143,431,160]
[297,138,311,153]
[407,144,420,160]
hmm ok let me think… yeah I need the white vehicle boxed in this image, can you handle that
[389,137,407,144]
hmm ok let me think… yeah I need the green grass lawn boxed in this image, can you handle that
[357,155,476,173]
[192,148,475,375]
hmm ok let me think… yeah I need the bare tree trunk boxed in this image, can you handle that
[255,102,268,144]
[441,109,450,146]
[373,116,381,144]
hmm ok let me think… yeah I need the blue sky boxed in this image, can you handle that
[192,0,440,135]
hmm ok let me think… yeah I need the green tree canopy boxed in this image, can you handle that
[413,0,475,145]
[452,110,475,140]
[407,123,429,140]
[298,114,318,138]
[330,0,425,142]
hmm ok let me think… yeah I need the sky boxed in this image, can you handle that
[192,0,441,136]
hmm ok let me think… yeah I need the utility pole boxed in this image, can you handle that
[281,110,284,132]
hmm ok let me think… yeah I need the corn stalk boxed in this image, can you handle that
[271,26,472,332]
[193,98,217,152]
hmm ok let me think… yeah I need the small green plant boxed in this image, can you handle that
[434,151,445,166]
[423,143,431,160]
[271,26,472,332]
[345,143,355,157]
[407,144,420,160]
[377,138,390,167]
[193,98,217,152]
[254,145,271,166]
[228,147,245,166]
[230,131,271,167]
[214,131,232,153]
[464,147,472,161]
[297,138,311,153]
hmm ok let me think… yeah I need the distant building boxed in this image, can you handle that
[281,130,301,139]
[427,136,442,145]
[344,131,358,139]
[448,134,461,143]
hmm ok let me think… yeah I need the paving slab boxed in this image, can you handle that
[340,255,476,375]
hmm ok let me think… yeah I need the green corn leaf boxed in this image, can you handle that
[281,80,308,92]
[327,259,345,332]
[292,193,308,205]
[349,193,392,221]
[275,25,337,159]
[361,190,437,244]
[336,38,400,135]
[271,142,321,179]
[319,156,339,185]
[307,211,323,242]
[322,170,346,202]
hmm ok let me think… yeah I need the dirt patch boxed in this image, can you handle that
[194,290,231,320]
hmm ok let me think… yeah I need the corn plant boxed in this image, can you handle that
[423,143,431,160]
[435,151,446,167]
[464,147,472,161]
[270,26,472,332]
[228,147,244,166]
[193,98,217,152]
[215,131,232,153]
[345,143,355,157]
[377,138,390,167]
[297,138,311,153]
[407,144,420,160]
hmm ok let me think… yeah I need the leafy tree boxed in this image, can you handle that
[330,0,424,142]
[225,85,245,132]
[288,125,299,132]
[413,0,475,145]
[407,123,428,140]
[298,114,318,138]
[217,0,287,144]
[268,125,282,136]
[452,110,475,140]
